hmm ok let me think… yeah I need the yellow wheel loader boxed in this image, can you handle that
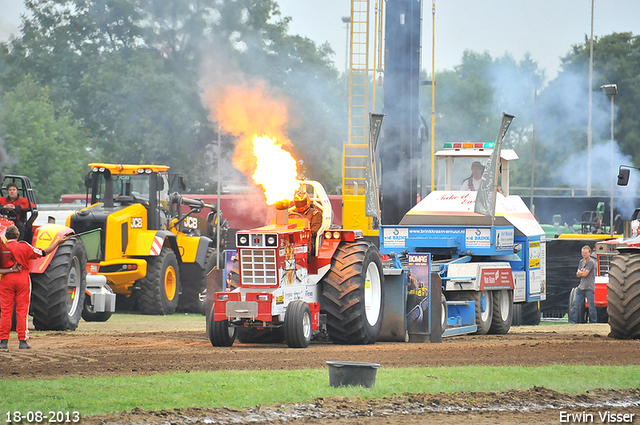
[68,164,226,316]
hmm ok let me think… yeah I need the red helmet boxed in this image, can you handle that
[293,191,310,212]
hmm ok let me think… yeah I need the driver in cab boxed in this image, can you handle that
[460,161,485,191]
[0,183,32,239]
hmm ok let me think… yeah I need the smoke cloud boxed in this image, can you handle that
[198,48,293,179]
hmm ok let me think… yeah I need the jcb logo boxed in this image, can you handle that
[131,217,143,228]
[184,217,198,229]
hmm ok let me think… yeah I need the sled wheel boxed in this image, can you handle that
[489,290,513,334]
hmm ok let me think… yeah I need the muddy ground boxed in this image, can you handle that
[2,316,639,424]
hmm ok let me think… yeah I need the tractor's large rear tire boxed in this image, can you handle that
[31,238,87,331]
[284,300,312,348]
[177,247,218,315]
[450,290,493,335]
[321,241,384,345]
[207,306,236,346]
[137,248,179,315]
[489,289,513,334]
[237,327,285,344]
[607,253,640,339]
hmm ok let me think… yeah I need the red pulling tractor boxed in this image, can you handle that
[206,181,385,348]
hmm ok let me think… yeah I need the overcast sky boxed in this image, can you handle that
[2,0,640,82]
[278,0,640,82]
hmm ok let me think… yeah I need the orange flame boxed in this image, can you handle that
[251,135,299,205]
[203,80,299,204]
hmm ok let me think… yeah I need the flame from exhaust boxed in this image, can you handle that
[203,80,299,204]
[252,135,299,205]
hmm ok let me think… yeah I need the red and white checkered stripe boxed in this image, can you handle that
[150,236,164,256]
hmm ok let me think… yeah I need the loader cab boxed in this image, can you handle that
[85,163,171,230]
[435,142,518,195]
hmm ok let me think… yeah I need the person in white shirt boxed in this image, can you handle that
[460,161,485,191]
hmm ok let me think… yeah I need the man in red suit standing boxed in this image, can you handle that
[0,225,68,349]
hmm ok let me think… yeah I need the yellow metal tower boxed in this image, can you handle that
[342,0,383,237]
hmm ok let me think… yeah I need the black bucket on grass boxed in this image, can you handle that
[326,361,380,388]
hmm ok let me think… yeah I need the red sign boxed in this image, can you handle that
[479,268,514,290]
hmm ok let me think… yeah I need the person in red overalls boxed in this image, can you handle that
[0,225,68,349]
[0,183,33,239]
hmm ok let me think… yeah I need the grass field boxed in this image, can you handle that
[2,365,639,416]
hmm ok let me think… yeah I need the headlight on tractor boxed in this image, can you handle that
[237,234,249,247]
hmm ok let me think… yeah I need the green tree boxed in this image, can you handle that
[0,76,90,202]
[0,0,346,193]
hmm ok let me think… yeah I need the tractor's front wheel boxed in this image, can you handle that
[321,241,384,345]
[207,306,236,346]
[607,252,640,339]
[284,300,312,348]
[137,248,179,315]
[31,238,87,330]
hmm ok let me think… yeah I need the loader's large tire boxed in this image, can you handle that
[284,300,312,348]
[568,287,588,323]
[512,301,541,326]
[207,306,236,346]
[607,253,640,339]
[177,247,218,315]
[237,327,285,344]
[450,290,493,335]
[81,296,113,322]
[489,289,513,334]
[137,248,179,315]
[31,238,87,331]
[321,241,384,345]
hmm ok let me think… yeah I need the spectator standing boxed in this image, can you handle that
[569,245,597,324]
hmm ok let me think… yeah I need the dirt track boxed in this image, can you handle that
[2,316,639,424]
